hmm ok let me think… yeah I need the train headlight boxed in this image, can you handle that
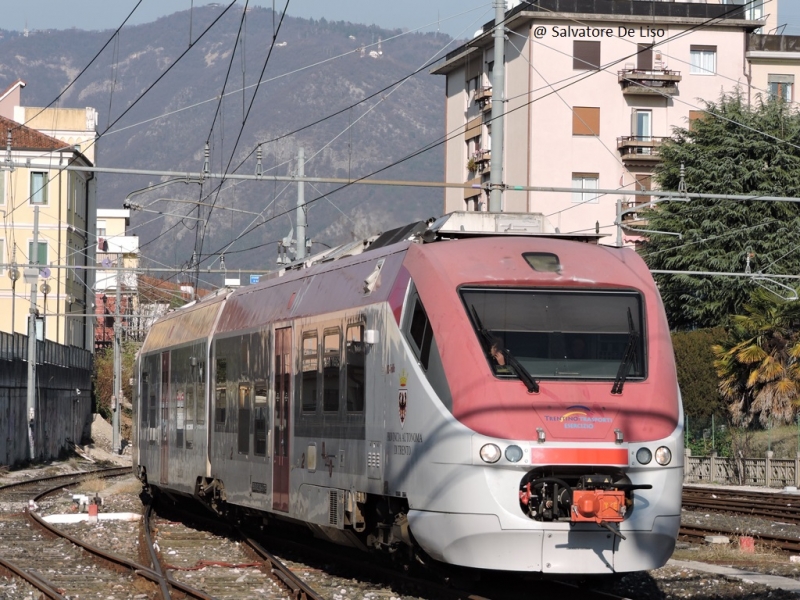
[480,443,502,463]
[636,447,652,465]
[505,445,523,463]
[655,446,672,466]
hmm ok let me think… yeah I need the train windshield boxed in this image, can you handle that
[462,287,645,381]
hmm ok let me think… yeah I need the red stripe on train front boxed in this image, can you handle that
[529,447,628,466]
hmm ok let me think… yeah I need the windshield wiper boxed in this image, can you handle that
[470,306,539,394]
[611,308,639,395]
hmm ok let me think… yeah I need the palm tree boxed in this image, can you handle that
[713,287,800,427]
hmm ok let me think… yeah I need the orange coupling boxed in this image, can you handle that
[570,489,626,523]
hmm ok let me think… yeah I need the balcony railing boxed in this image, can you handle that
[618,69,681,96]
[473,149,491,172]
[617,136,666,162]
[475,86,492,104]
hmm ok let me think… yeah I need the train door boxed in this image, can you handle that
[273,327,291,512]
[160,351,170,485]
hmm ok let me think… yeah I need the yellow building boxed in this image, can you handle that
[0,112,96,351]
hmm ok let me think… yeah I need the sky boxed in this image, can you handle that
[3,0,796,38]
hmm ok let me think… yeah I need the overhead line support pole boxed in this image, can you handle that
[26,206,39,461]
[489,0,506,213]
[113,254,122,455]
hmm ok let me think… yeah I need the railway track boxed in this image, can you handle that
[0,465,160,598]
[683,486,800,524]
[680,486,800,554]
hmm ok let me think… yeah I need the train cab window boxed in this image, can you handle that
[346,323,365,412]
[323,328,341,412]
[254,381,268,456]
[462,287,646,381]
[409,297,433,370]
[238,384,251,455]
[301,332,319,413]
[215,357,227,431]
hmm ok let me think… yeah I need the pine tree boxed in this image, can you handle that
[639,92,800,329]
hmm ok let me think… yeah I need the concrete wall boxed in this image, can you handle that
[0,332,92,465]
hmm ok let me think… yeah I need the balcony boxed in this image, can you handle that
[617,136,666,163]
[475,86,492,111]
[473,149,491,173]
[618,69,681,96]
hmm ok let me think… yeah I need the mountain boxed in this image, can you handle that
[0,5,451,278]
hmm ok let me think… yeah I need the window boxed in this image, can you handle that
[637,43,653,71]
[571,173,599,204]
[254,381,268,456]
[690,46,716,75]
[573,41,600,70]
[689,110,705,131]
[572,107,600,136]
[30,171,48,205]
[238,384,251,455]
[409,298,433,369]
[301,331,318,412]
[323,329,340,412]
[96,220,107,237]
[215,357,227,431]
[27,241,47,265]
[346,323,365,412]
[635,174,652,191]
[768,74,794,102]
[462,287,645,381]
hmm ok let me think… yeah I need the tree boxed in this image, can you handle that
[92,340,140,439]
[671,327,726,419]
[712,287,800,428]
[640,91,800,329]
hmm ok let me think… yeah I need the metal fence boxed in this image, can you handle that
[685,451,800,488]
[0,331,92,370]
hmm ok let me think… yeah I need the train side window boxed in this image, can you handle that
[346,323,365,412]
[196,359,205,425]
[185,386,195,449]
[215,357,227,431]
[323,328,341,412]
[301,331,319,413]
[238,383,251,455]
[141,372,149,426]
[409,297,433,369]
[254,381,268,456]
[240,334,250,379]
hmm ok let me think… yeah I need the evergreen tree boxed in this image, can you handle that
[639,92,800,329]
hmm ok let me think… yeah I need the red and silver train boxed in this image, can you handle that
[133,212,683,575]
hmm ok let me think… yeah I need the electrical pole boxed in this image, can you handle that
[112,252,122,454]
[25,206,39,461]
[296,147,306,261]
[488,0,506,213]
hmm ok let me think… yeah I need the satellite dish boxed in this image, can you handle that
[101,257,112,268]
[40,282,51,295]
[39,267,51,279]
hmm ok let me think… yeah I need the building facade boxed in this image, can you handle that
[94,208,139,350]
[0,108,97,351]
[433,0,780,241]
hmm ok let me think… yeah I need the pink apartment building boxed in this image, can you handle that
[433,0,780,243]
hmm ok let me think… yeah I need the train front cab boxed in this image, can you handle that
[390,241,683,574]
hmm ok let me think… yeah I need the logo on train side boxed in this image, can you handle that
[545,405,613,430]
[398,369,408,428]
